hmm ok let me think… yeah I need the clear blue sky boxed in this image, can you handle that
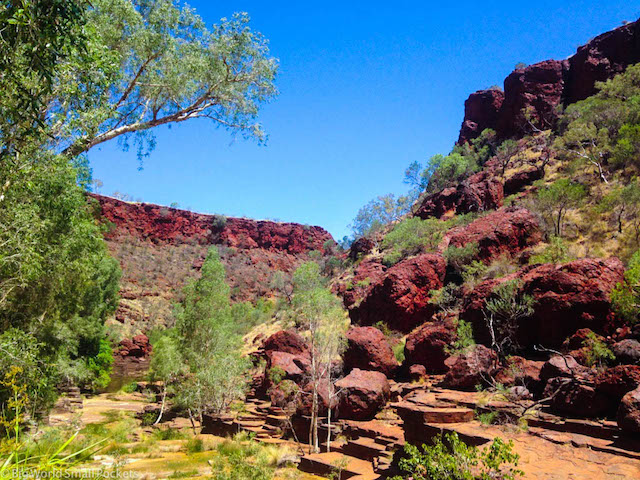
[89,1,639,240]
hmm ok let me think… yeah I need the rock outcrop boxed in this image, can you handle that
[442,207,541,262]
[458,19,640,143]
[403,321,457,374]
[462,258,625,348]
[596,365,640,403]
[441,345,498,391]
[92,193,331,253]
[458,89,505,144]
[335,369,390,420]
[613,339,640,365]
[503,166,545,196]
[349,253,446,333]
[415,171,504,219]
[343,327,398,377]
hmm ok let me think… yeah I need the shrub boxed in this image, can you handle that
[535,179,587,237]
[612,249,640,324]
[186,437,204,454]
[453,319,476,353]
[529,236,572,265]
[267,366,286,386]
[381,217,447,265]
[429,284,461,314]
[391,432,523,480]
[484,280,535,357]
[393,339,406,364]
[582,332,615,368]
[444,243,479,274]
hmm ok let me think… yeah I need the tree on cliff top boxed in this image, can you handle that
[53,0,278,162]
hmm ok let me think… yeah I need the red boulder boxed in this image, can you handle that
[618,386,640,433]
[443,207,541,262]
[263,330,309,357]
[404,321,456,374]
[335,369,390,420]
[596,365,640,403]
[415,171,504,220]
[441,345,498,391]
[349,254,446,333]
[343,327,398,377]
[462,258,625,349]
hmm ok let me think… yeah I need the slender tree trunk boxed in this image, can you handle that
[326,406,332,452]
[153,384,167,425]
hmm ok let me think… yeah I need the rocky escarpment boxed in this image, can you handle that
[459,18,640,143]
[91,194,333,335]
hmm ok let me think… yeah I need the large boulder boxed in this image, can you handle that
[263,330,309,357]
[545,377,610,418]
[618,386,640,433]
[458,89,505,144]
[335,369,390,420]
[443,207,542,262]
[403,321,456,374]
[349,253,446,333]
[462,258,625,349]
[265,351,310,384]
[497,60,569,138]
[415,171,504,220]
[494,356,545,393]
[441,345,498,391]
[117,334,152,358]
[613,339,640,365]
[343,327,398,377]
[540,355,584,383]
[596,365,640,403]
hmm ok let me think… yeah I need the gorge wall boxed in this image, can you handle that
[459,18,640,143]
[90,194,333,336]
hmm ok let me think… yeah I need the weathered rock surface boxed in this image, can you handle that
[343,327,398,376]
[265,351,310,384]
[497,60,569,138]
[545,377,610,418]
[415,171,504,220]
[263,330,309,357]
[458,19,640,143]
[92,193,332,252]
[335,259,386,311]
[494,356,545,393]
[540,355,584,383]
[403,321,456,373]
[613,339,640,365]
[348,236,375,260]
[462,258,624,348]
[618,386,640,433]
[117,334,152,358]
[566,19,640,104]
[335,368,390,420]
[441,345,498,391]
[458,89,505,144]
[349,253,446,333]
[596,365,640,403]
[443,207,541,262]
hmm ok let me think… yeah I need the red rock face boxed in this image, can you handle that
[403,321,456,374]
[497,60,569,138]
[343,326,398,377]
[503,167,544,196]
[458,89,505,144]
[90,193,332,254]
[494,356,545,393]
[117,334,152,358]
[566,19,640,104]
[545,377,610,418]
[415,172,504,220]
[349,254,446,333]
[443,207,541,262]
[441,344,498,391]
[335,368,390,420]
[458,19,640,143]
[461,258,625,349]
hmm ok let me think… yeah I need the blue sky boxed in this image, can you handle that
[89,1,640,240]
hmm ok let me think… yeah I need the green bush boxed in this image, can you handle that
[186,437,204,454]
[453,319,476,353]
[529,236,572,265]
[382,217,447,265]
[612,250,640,324]
[444,243,480,274]
[391,432,523,480]
[582,332,615,368]
[393,339,406,364]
